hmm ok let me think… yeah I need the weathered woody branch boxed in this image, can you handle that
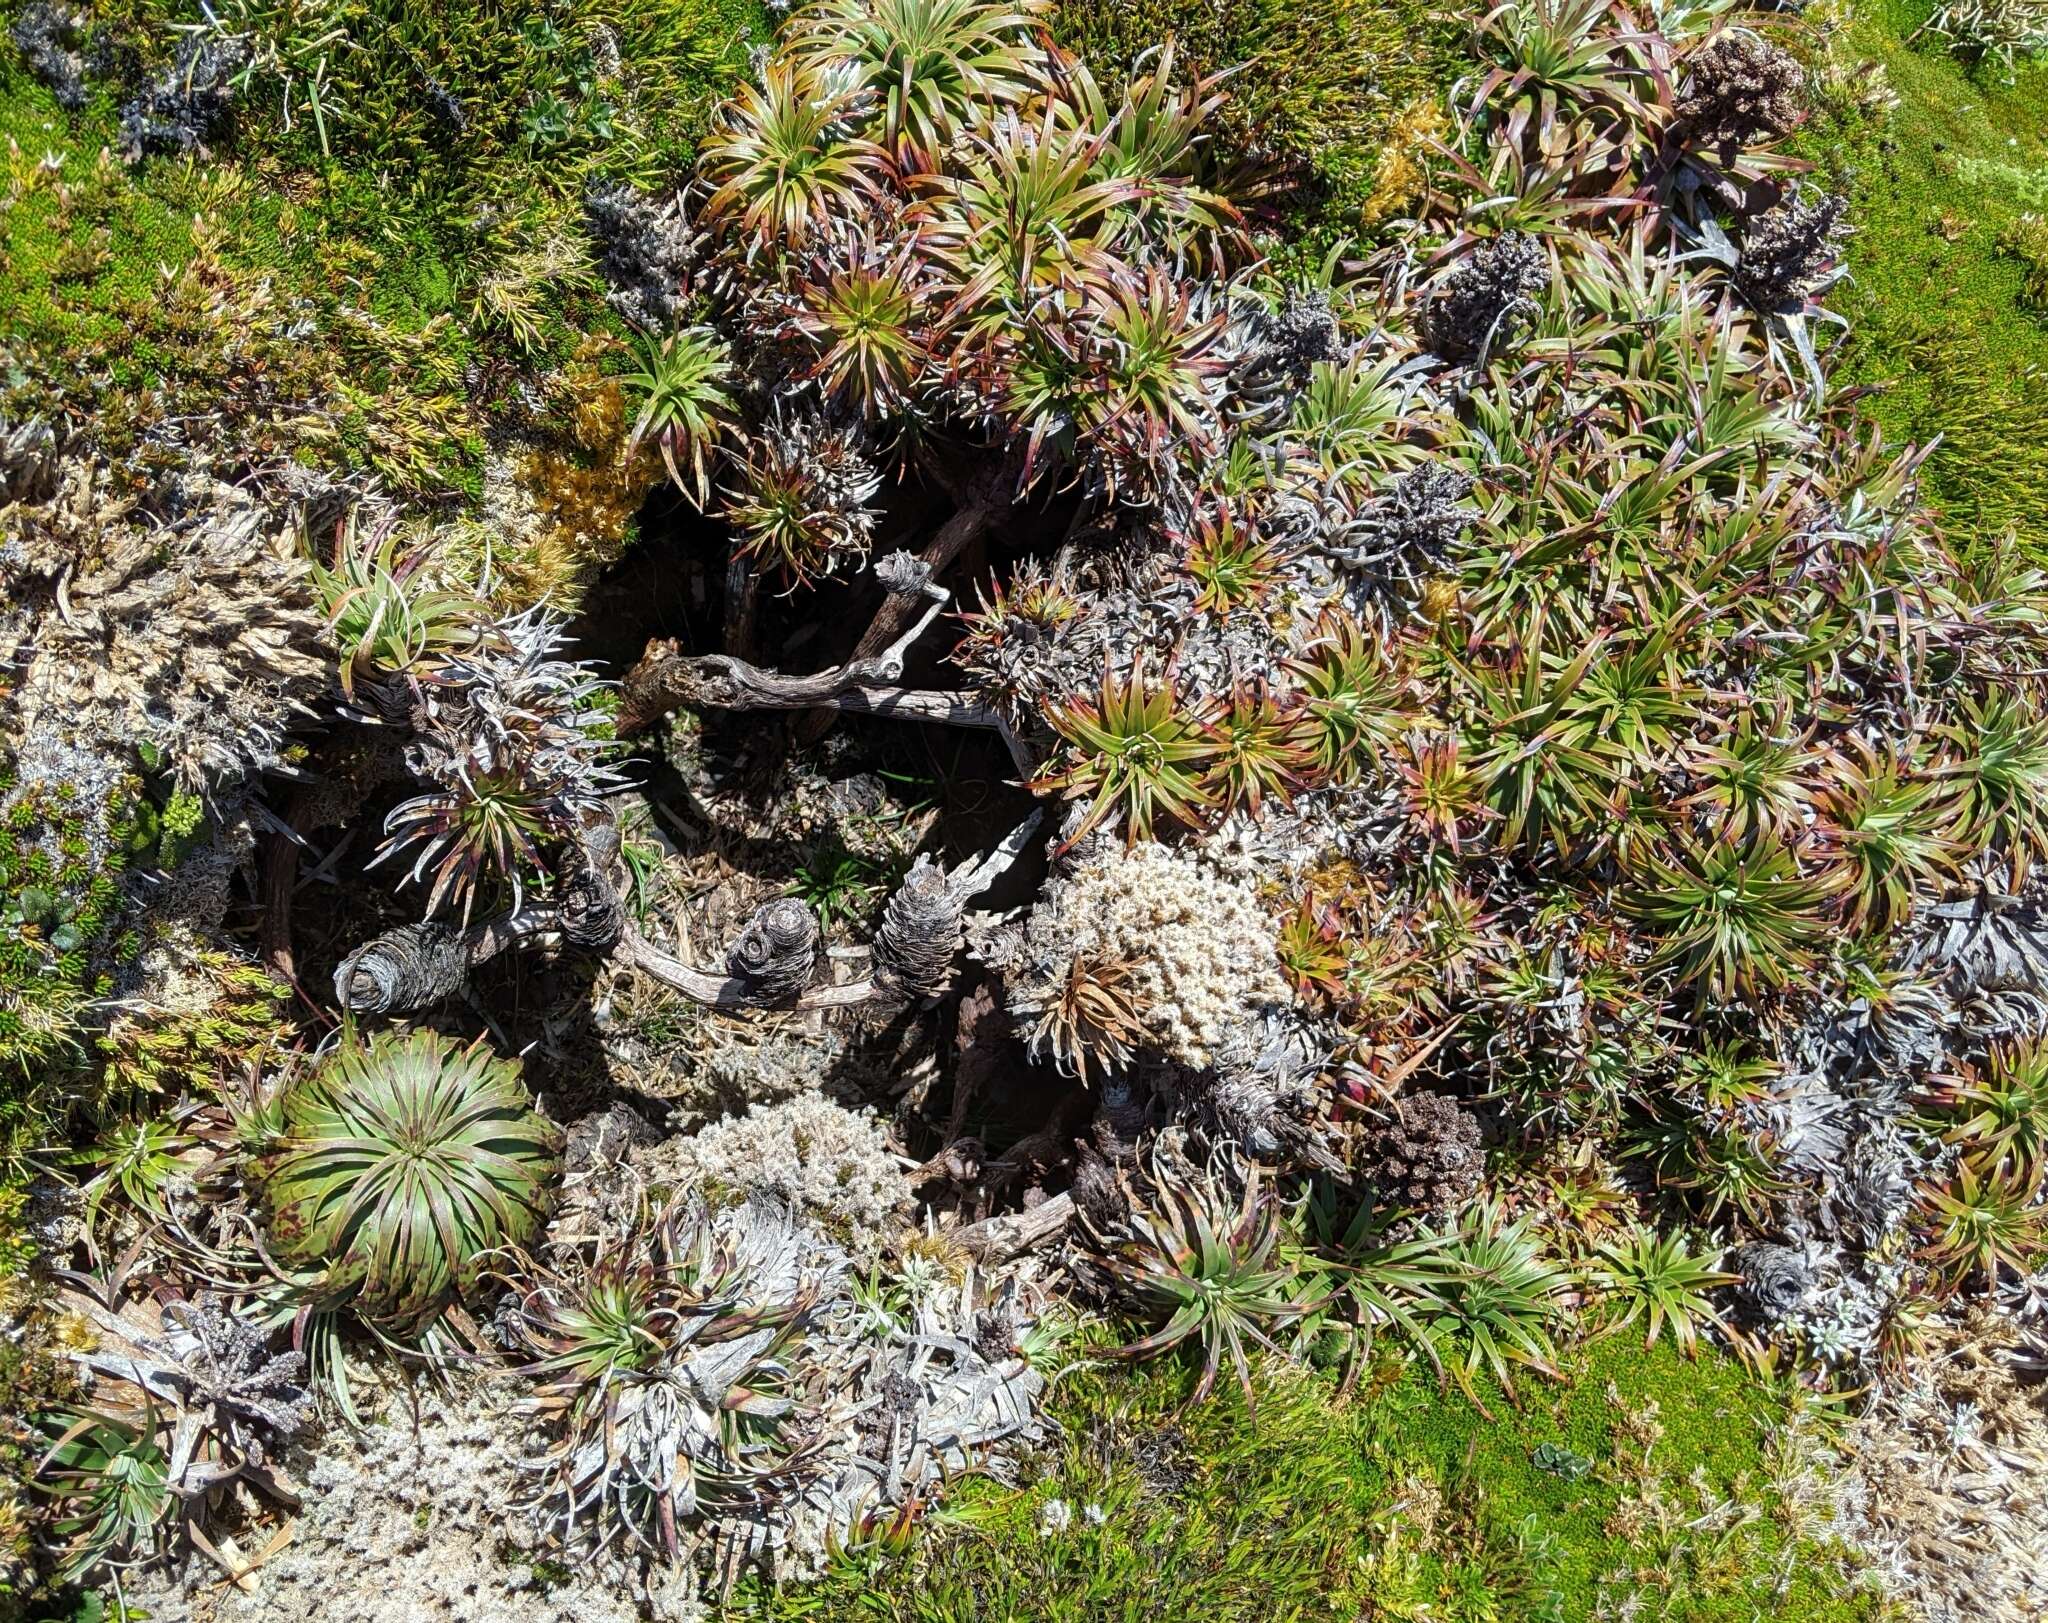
[616,551,1033,775]
[335,809,1043,1018]
[333,551,1046,1018]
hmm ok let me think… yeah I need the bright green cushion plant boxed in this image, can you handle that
[246,1026,563,1334]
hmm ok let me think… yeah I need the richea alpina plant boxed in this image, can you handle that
[20,0,2048,1610]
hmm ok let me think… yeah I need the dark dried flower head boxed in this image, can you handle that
[331,919,476,1014]
[1251,286,1344,386]
[1678,31,1808,150]
[1359,1092,1484,1215]
[1418,233,1549,364]
[872,854,964,1004]
[727,896,823,999]
[1735,190,1850,311]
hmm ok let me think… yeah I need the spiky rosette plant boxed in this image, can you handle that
[500,1198,825,1557]
[1942,688,2048,883]
[375,611,626,920]
[1935,1036,2048,1189]
[246,1028,563,1332]
[1084,1149,1312,1411]
[1181,504,1280,618]
[698,59,883,251]
[1590,1225,1737,1355]
[1285,610,1414,783]
[787,0,1043,162]
[309,514,485,703]
[1033,662,1222,847]
[625,326,738,501]
[723,412,884,585]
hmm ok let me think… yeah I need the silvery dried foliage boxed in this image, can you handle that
[725,408,883,578]
[1898,874,2048,1041]
[818,1270,1046,1542]
[506,1196,1045,1582]
[380,607,626,913]
[1148,1005,1344,1170]
[65,1291,312,1496]
[1817,1119,1930,1254]
[1765,953,1956,1260]
[0,413,60,504]
[584,183,702,333]
[957,548,1289,729]
[507,1197,845,1565]
[1309,461,1474,617]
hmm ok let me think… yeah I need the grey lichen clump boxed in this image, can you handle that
[2,461,331,792]
[632,1095,913,1255]
[990,839,1294,1078]
[8,3,89,108]
[118,34,243,160]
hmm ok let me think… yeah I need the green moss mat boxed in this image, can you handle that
[1808,0,2048,557]
[1049,0,1473,268]
[728,1336,1878,1622]
[1,0,767,497]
